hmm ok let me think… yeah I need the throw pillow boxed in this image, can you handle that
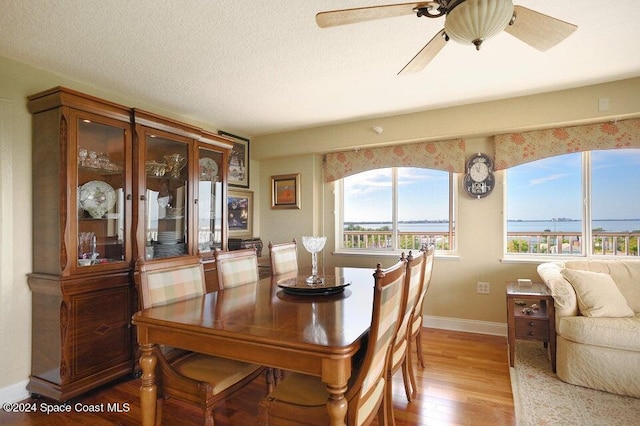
[560,269,634,318]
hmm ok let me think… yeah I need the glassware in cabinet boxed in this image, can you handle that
[74,114,129,269]
[197,146,224,253]
[144,133,189,259]
[133,110,196,261]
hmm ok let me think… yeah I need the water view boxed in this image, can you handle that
[345,219,640,233]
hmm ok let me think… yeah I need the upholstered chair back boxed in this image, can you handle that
[408,246,435,374]
[413,246,435,324]
[215,248,259,289]
[352,260,406,424]
[269,239,298,275]
[136,256,206,309]
[383,250,426,414]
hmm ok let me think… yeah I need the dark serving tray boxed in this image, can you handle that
[277,275,351,296]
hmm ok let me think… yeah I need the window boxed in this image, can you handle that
[506,149,640,256]
[340,167,455,252]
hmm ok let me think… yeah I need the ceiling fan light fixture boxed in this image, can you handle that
[444,0,514,49]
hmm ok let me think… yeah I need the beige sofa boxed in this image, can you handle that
[537,259,640,397]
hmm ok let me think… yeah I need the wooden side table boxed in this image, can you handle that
[506,282,556,372]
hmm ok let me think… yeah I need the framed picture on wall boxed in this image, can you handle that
[271,173,301,210]
[219,130,250,188]
[227,189,253,237]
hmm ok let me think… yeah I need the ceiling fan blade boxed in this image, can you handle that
[316,2,433,28]
[504,5,577,51]
[398,29,447,75]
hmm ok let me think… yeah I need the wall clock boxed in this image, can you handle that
[464,153,495,199]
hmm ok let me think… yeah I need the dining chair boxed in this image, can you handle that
[214,248,259,289]
[407,246,435,392]
[214,248,282,388]
[257,258,407,426]
[266,240,299,385]
[134,255,265,426]
[268,239,298,275]
[384,250,426,424]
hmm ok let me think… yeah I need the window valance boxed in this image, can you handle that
[494,118,640,170]
[323,138,466,182]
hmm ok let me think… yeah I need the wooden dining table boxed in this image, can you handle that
[132,266,376,426]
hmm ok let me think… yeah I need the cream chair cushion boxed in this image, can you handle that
[560,268,634,318]
[173,353,265,394]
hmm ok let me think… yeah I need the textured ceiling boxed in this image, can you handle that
[1,0,639,137]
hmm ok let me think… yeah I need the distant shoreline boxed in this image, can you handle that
[344,219,640,233]
[345,218,640,225]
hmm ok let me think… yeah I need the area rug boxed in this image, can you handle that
[510,341,640,426]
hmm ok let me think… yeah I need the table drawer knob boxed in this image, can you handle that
[528,331,535,336]
[529,322,535,326]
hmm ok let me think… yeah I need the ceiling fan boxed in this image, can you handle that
[316,0,577,75]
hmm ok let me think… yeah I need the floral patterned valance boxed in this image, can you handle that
[494,118,640,170]
[323,139,466,182]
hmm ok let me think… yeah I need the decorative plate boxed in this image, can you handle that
[79,180,116,219]
[199,157,218,181]
[277,276,351,296]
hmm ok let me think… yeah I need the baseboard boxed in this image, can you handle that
[424,314,507,337]
[0,379,29,404]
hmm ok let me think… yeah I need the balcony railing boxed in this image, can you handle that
[342,230,640,256]
[506,231,640,256]
[342,231,453,251]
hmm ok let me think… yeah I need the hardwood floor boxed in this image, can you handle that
[0,329,515,425]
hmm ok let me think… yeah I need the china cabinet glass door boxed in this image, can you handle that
[144,133,190,259]
[197,147,224,253]
[75,113,128,268]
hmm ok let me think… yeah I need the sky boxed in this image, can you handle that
[508,149,640,221]
[343,149,640,223]
[343,167,450,222]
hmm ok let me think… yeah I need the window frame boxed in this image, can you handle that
[504,149,640,259]
[336,167,457,255]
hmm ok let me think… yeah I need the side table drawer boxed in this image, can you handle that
[514,317,550,341]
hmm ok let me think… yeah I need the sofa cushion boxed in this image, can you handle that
[558,314,640,352]
[564,260,640,312]
[537,262,578,318]
[561,269,634,318]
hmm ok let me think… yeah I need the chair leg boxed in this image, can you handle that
[275,368,284,384]
[203,408,214,426]
[401,358,413,402]
[385,370,397,426]
[407,345,418,396]
[265,368,285,393]
[416,330,425,368]
[266,368,275,393]
[377,398,388,426]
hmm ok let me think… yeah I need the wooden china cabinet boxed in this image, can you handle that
[27,87,233,401]
[27,87,134,401]
[132,110,232,269]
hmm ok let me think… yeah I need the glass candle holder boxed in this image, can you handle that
[302,236,326,284]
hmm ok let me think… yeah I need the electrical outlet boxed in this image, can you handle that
[477,281,490,294]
